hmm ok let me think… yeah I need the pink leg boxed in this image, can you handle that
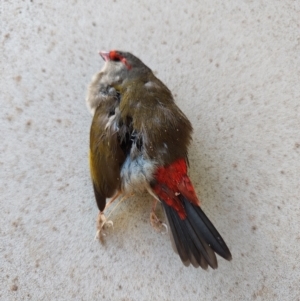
[95,192,135,240]
[150,199,168,233]
[104,191,122,212]
[95,191,121,241]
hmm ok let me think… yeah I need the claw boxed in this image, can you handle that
[150,197,168,234]
[150,211,168,234]
[95,212,114,240]
[160,222,168,235]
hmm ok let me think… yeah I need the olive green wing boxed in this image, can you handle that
[89,99,125,211]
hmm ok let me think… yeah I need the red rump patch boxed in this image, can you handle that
[153,158,200,220]
[109,50,132,70]
[153,184,186,219]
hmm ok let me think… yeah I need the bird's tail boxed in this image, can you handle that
[161,196,232,269]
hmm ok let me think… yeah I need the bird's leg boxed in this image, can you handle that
[106,192,135,220]
[95,192,134,240]
[95,191,121,240]
[150,199,168,234]
[105,191,122,210]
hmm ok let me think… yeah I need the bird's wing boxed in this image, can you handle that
[119,79,193,165]
[89,98,125,211]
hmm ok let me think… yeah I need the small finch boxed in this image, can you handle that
[86,50,232,269]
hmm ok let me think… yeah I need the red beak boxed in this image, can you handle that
[99,51,110,61]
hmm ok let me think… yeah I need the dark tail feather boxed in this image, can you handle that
[184,198,232,261]
[164,206,190,265]
[161,196,232,269]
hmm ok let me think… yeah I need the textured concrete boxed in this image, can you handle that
[1,1,300,300]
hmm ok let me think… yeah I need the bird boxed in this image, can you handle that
[86,50,232,269]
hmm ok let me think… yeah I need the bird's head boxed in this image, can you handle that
[99,50,152,87]
[86,50,152,115]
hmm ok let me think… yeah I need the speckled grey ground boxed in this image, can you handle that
[1,1,300,300]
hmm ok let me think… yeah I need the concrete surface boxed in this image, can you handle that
[1,0,300,300]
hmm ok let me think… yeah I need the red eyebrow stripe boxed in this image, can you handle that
[109,51,132,70]
[109,50,119,60]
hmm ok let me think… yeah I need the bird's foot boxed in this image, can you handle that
[150,211,168,234]
[94,212,113,240]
